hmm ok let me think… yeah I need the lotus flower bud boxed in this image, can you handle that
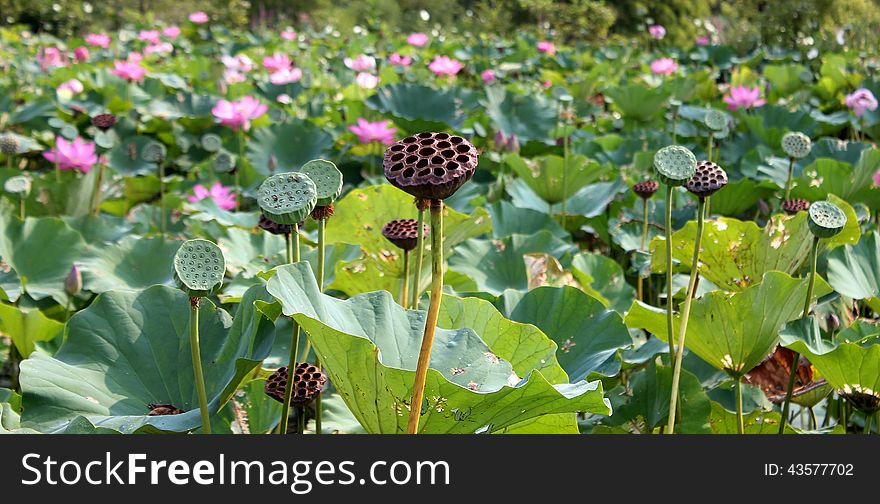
[65,264,82,297]
[493,130,507,152]
[825,313,840,333]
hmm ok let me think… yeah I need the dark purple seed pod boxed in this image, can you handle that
[781,198,810,215]
[264,363,327,407]
[383,132,477,200]
[91,113,118,131]
[381,218,430,251]
[632,180,659,199]
[685,160,728,199]
[147,403,184,416]
[258,214,294,235]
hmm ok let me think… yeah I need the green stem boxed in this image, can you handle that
[235,130,244,212]
[410,206,425,310]
[91,164,105,216]
[783,157,794,201]
[407,200,443,435]
[314,217,326,435]
[667,197,706,434]
[401,249,410,306]
[158,160,165,234]
[735,378,744,434]
[62,297,72,341]
[278,224,301,434]
[638,198,649,302]
[779,236,819,434]
[864,412,873,434]
[189,298,211,434]
[297,406,305,435]
[285,232,293,265]
[809,407,818,431]
[561,121,569,230]
[706,135,713,164]
[664,184,675,364]
[9,341,21,393]
[19,199,25,221]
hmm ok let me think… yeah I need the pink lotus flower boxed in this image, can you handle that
[723,85,767,110]
[222,54,254,73]
[163,26,181,39]
[650,58,678,75]
[537,41,556,55]
[344,54,376,72]
[37,47,65,70]
[85,33,111,48]
[43,137,97,173]
[188,181,236,210]
[696,36,710,46]
[281,30,297,41]
[211,96,267,131]
[224,70,247,84]
[649,25,666,40]
[139,30,160,43]
[542,80,552,88]
[389,53,412,66]
[263,53,292,73]
[873,169,880,186]
[111,55,146,82]
[355,72,379,89]
[481,69,496,84]
[57,79,84,95]
[349,118,396,145]
[189,11,209,24]
[277,94,292,104]
[74,46,90,62]
[407,32,429,47]
[428,56,463,77]
[270,67,303,85]
[144,42,173,56]
[845,88,878,117]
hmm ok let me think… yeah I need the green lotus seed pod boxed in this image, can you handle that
[257,172,318,225]
[142,141,167,163]
[213,151,236,173]
[201,133,223,153]
[173,239,226,298]
[4,175,31,199]
[301,159,343,206]
[653,145,697,187]
[781,132,812,159]
[807,201,846,239]
[704,109,727,131]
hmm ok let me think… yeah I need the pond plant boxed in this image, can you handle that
[632,180,659,302]
[780,132,812,201]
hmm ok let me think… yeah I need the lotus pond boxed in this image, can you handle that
[0,15,879,435]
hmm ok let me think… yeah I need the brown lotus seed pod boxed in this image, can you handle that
[0,134,19,154]
[685,160,728,199]
[147,403,184,416]
[632,180,659,199]
[91,113,118,131]
[781,198,810,215]
[310,203,335,221]
[264,363,327,407]
[381,218,430,251]
[383,132,477,200]
[258,214,300,235]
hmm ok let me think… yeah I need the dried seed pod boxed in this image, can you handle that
[841,390,880,414]
[3,175,31,199]
[264,363,327,407]
[201,133,223,152]
[147,403,184,416]
[258,213,293,235]
[310,203,334,221]
[301,159,343,207]
[0,134,19,154]
[381,218,429,251]
[173,239,226,297]
[653,145,697,187]
[685,160,728,198]
[781,198,810,215]
[141,141,167,163]
[632,180,659,199]
[91,113,118,131]
[704,109,727,131]
[383,132,477,200]
[257,172,318,225]
[781,131,812,159]
[807,201,847,239]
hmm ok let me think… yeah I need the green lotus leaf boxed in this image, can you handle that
[707,178,779,217]
[108,135,160,176]
[605,82,671,123]
[707,402,798,434]
[186,198,260,228]
[502,286,631,380]
[247,120,334,176]
[62,214,134,244]
[504,153,609,205]
[19,284,276,433]
[570,251,635,313]
[625,271,831,376]
[488,200,567,239]
[266,262,611,434]
[482,86,557,142]
[0,212,87,304]
[507,178,626,218]
[257,172,318,225]
[173,239,226,297]
[0,303,63,357]
[366,83,477,132]
[80,236,181,293]
[300,159,343,206]
[826,231,880,306]
[790,148,879,203]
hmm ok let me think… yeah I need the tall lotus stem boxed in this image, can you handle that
[781,132,811,202]
[664,184,675,363]
[638,197,650,301]
[784,156,794,200]
[410,203,427,309]
[236,130,244,212]
[632,181,660,302]
[279,223,301,434]
[91,164,105,216]
[735,378,745,434]
[558,95,572,230]
[189,297,211,434]
[401,249,410,306]
[408,199,443,434]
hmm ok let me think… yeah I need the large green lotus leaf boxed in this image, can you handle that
[707,178,779,217]
[790,148,879,203]
[482,86,557,142]
[507,178,625,217]
[707,402,798,434]
[650,205,856,292]
[218,227,285,278]
[0,402,39,434]
[267,263,610,434]
[447,231,576,295]
[247,119,334,177]
[625,272,831,376]
[366,83,477,132]
[503,286,631,380]
[604,362,711,434]
[570,252,635,313]
[108,136,160,176]
[80,236,182,293]
[19,284,277,433]
[826,231,880,304]
[488,200,567,240]
[0,212,87,304]
[504,153,608,205]
[62,214,134,244]
[186,198,261,228]
[605,83,671,123]
[0,303,63,357]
